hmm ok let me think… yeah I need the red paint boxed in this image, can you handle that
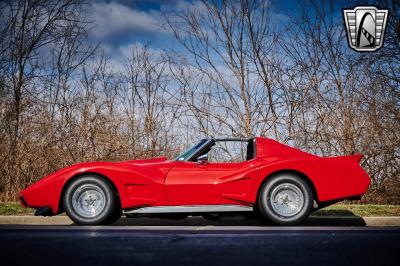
[20,137,370,214]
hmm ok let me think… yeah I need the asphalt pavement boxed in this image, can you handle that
[0,223,399,266]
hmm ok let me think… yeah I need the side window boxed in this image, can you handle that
[208,141,248,163]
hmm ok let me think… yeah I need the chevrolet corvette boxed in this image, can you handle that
[19,137,370,225]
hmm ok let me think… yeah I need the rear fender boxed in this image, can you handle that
[251,157,370,203]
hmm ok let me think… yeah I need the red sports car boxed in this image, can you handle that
[19,137,370,225]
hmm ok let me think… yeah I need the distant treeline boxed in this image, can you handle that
[0,0,399,203]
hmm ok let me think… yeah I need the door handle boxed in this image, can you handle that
[197,160,209,165]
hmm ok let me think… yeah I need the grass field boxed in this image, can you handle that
[0,202,34,215]
[311,204,400,217]
[0,202,399,216]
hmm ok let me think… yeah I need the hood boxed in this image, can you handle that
[22,156,177,194]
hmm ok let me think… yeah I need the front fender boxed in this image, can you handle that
[20,161,174,214]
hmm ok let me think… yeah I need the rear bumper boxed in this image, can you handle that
[347,195,362,201]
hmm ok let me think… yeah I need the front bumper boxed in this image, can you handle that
[34,207,54,216]
[19,196,28,207]
[19,196,54,216]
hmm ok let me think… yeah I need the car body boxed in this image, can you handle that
[19,137,371,225]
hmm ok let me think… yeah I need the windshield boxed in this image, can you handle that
[174,139,208,161]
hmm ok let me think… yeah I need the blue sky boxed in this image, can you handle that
[85,0,373,64]
[86,0,295,49]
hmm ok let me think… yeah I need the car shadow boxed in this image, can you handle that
[109,211,367,227]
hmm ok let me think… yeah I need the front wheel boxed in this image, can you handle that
[63,175,121,225]
[258,173,313,225]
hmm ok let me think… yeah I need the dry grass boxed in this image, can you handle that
[0,202,34,215]
[312,204,400,217]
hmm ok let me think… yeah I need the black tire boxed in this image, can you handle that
[63,175,121,225]
[258,173,313,225]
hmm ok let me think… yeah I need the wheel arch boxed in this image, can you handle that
[255,169,319,209]
[57,172,121,214]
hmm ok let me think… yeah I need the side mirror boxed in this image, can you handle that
[197,154,208,164]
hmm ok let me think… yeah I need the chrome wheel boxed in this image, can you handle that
[270,183,304,217]
[72,184,106,218]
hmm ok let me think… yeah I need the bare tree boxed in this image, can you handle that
[279,0,399,202]
[0,0,96,200]
[0,0,398,203]
[165,0,280,139]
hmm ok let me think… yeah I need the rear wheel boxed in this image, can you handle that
[63,175,121,225]
[258,173,313,225]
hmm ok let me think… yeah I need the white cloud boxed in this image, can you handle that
[88,1,166,41]
[84,41,167,75]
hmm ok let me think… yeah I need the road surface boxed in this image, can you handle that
[0,224,399,266]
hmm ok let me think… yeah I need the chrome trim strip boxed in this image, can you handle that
[123,205,253,214]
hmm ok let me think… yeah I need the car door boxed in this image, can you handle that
[165,139,260,206]
[165,159,260,206]
[203,159,261,204]
[165,161,216,205]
